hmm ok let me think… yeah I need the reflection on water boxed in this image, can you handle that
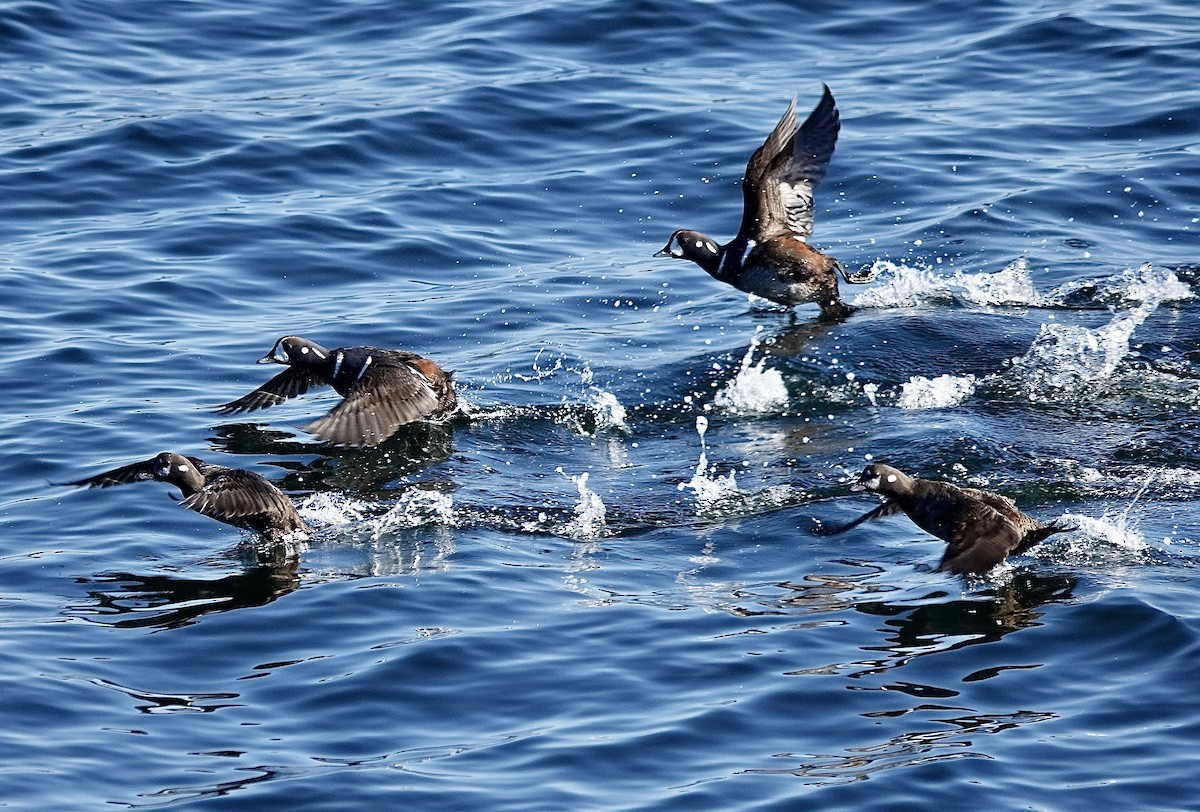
[741,571,1074,785]
[208,421,457,497]
[785,570,1075,681]
[745,708,1057,785]
[69,542,301,631]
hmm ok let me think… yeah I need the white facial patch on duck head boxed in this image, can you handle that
[177,464,191,473]
[887,474,897,483]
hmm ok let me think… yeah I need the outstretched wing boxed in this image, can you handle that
[305,362,440,447]
[750,85,840,241]
[216,368,324,415]
[811,499,903,536]
[182,469,294,524]
[936,503,1021,575]
[62,457,158,489]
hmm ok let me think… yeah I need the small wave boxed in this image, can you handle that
[713,327,789,415]
[896,374,976,409]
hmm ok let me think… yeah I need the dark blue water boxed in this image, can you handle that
[3,0,1200,808]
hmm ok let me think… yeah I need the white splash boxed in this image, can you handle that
[555,467,607,539]
[896,374,976,409]
[1034,473,1153,566]
[849,261,949,308]
[298,492,370,528]
[952,258,1047,307]
[714,327,789,415]
[678,416,740,504]
[1010,305,1151,400]
[1058,512,1148,554]
[590,388,629,432]
[1104,263,1192,306]
[370,489,456,538]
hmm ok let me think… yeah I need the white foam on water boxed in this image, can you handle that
[1010,305,1151,400]
[590,388,629,432]
[1059,512,1148,553]
[298,492,371,528]
[896,374,976,409]
[678,416,740,505]
[369,489,457,539]
[849,261,949,308]
[1034,473,1154,567]
[555,467,607,540]
[1104,262,1192,306]
[952,258,1048,307]
[714,327,789,415]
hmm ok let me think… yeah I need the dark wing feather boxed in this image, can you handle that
[739,97,798,239]
[216,368,324,415]
[812,499,903,536]
[182,469,294,524]
[62,457,158,488]
[305,362,439,447]
[756,85,840,241]
[1012,520,1073,556]
[936,502,1022,575]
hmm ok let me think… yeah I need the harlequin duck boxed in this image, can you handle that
[815,463,1071,574]
[217,336,459,447]
[655,85,873,319]
[63,452,308,540]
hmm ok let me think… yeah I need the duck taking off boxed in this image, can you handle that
[655,85,874,319]
[63,452,308,541]
[816,463,1071,574]
[217,336,459,447]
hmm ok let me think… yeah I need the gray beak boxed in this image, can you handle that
[258,351,286,365]
[653,247,672,258]
[849,481,867,492]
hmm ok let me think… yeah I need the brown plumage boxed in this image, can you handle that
[217,335,459,447]
[815,463,1071,574]
[63,452,308,541]
[654,85,874,319]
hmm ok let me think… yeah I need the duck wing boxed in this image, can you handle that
[182,468,295,526]
[305,361,441,446]
[62,457,158,488]
[812,499,903,535]
[746,85,840,242]
[936,501,1022,575]
[216,368,324,415]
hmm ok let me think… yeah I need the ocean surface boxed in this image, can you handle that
[2,0,1199,808]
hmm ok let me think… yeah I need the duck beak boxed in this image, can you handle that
[258,350,287,365]
[653,246,672,258]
